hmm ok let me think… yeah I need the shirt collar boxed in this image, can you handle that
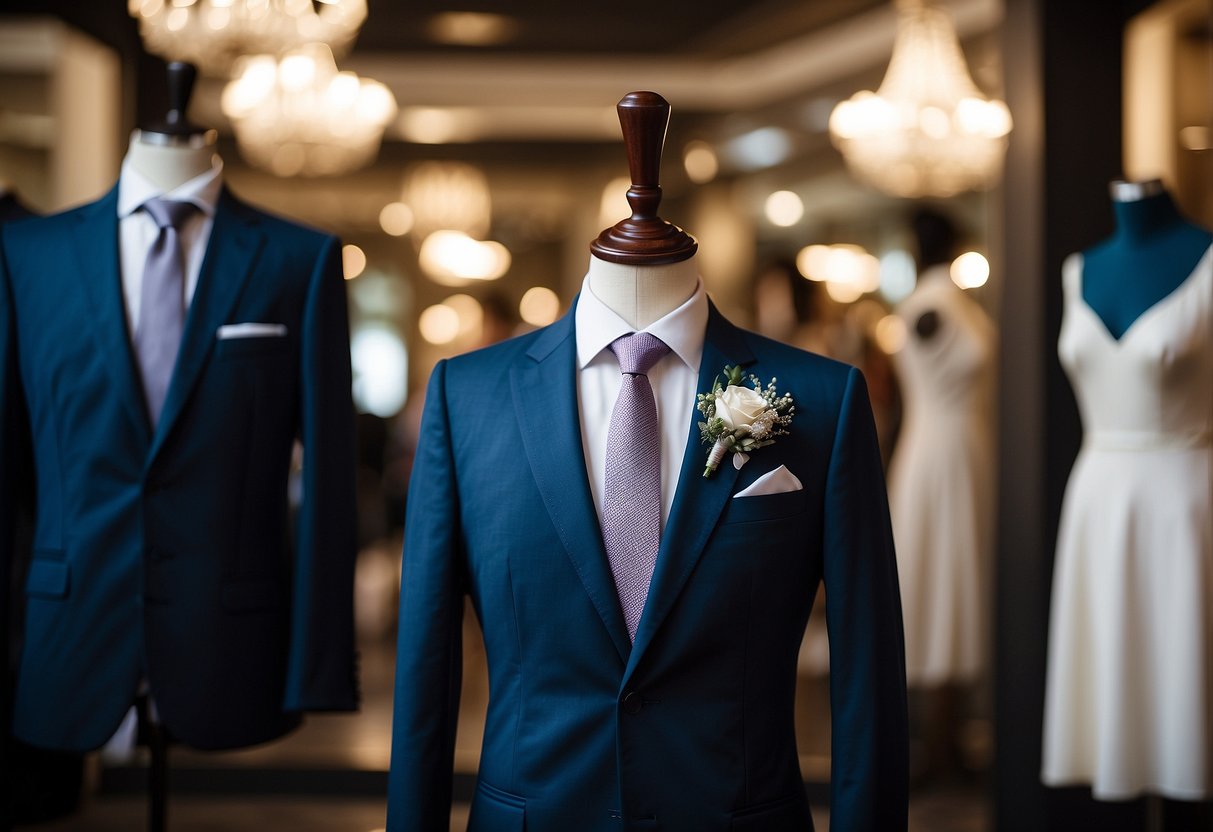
[575,272,708,372]
[117,154,224,219]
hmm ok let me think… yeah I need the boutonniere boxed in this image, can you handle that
[697,365,795,478]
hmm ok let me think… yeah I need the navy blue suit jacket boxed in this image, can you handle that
[0,186,358,751]
[388,301,908,831]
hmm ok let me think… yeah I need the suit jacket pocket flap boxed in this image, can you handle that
[25,560,70,599]
[730,793,811,830]
[467,779,525,831]
[221,580,283,611]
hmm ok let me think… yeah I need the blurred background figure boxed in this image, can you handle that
[888,207,996,783]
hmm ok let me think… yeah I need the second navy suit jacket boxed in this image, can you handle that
[388,300,908,831]
[0,185,359,752]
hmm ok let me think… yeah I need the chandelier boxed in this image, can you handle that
[129,0,367,74]
[221,44,396,177]
[828,0,1012,198]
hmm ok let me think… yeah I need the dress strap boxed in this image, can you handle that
[1060,252,1083,299]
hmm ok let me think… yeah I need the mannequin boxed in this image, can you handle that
[1043,178,1213,827]
[0,58,358,832]
[1081,178,1213,339]
[386,91,907,832]
[888,208,995,783]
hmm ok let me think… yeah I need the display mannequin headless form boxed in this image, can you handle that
[1068,178,1213,831]
[386,91,907,832]
[1082,179,1213,340]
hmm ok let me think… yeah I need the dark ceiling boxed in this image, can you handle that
[354,0,888,57]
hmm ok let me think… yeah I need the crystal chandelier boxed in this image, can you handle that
[129,0,367,74]
[221,44,396,177]
[828,0,1012,198]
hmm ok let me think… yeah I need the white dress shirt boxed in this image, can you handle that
[116,156,223,336]
[575,274,709,529]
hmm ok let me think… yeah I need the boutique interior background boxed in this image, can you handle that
[4,0,1203,830]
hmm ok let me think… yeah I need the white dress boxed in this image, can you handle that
[888,269,996,686]
[1042,246,1213,800]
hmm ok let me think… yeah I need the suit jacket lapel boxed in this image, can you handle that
[70,187,151,446]
[625,303,756,680]
[511,304,632,663]
[149,188,264,462]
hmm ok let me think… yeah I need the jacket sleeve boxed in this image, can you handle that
[821,366,909,831]
[387,359,465,832]
[0,230,34,736]
[283,233,359,711]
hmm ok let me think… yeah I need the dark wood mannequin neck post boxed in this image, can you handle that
[590,91,698,266]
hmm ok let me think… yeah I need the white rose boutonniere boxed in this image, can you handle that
[696,365,795,478]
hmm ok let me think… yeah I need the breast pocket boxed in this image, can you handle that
[214,334,292,361]
[718,489,810,526]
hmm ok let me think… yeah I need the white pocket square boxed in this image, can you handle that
[216,323,288,340]
[733,464,803,498]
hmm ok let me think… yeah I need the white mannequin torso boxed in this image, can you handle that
[123,130,217,193]
[585,253,700,329]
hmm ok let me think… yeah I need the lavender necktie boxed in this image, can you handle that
[603,332,671,641]
[133,197,196,427]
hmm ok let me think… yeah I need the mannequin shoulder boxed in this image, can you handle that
[737,327,856,394]
[0,197,110,272]
[442,322,563,383]
[220,192,332,252]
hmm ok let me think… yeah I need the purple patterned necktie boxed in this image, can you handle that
[133,197,196,427]
[603,331,671,641]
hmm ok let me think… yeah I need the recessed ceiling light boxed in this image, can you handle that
[426,12,518,46]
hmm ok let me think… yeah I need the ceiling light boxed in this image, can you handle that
[378,202,414,237]
[129,0,367,73]
[223,44,396,177]
[950,251,989,289]
[797,243,880,303]
[418,231,511,286]
[764,191,804,227]
[722,127,792,171]
[397,107,472,144]
[442,293,484,337]
[426,12,518,46]
[342,243,366,279]
[418,304,460,345]
[683,141,719,184]
[828,0,1012,198]
[796,245,831,281]
[519,287,560,327]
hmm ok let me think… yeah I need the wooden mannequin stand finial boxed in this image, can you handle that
[590,91,698,266]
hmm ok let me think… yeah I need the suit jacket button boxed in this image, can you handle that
[622,690,643,715]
